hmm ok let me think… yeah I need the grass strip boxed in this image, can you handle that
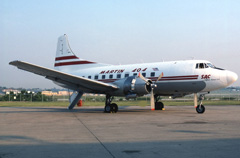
[0,100,239,107]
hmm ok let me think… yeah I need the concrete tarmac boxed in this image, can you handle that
[0,105,240,158]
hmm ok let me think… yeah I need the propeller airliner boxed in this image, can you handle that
[10,35,238,113]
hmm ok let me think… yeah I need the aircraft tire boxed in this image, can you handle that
[155,102,164,110]
[111,103,118,113]
[196,105,205,114]
[104,104,112,113]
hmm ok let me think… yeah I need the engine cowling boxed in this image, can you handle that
[111,76,152,97]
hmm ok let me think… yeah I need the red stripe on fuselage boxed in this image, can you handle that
[149,75,198,81]
[156,77,198,81]
[54,61,96,67]
[162,75,198,79]
[98,75,199,83]
[149,75,198,78]
[55,55,79,61]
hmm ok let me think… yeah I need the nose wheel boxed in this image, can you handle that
[196,104,205,114]
[194,93,206,114]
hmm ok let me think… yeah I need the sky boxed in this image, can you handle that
[1,0,240,88]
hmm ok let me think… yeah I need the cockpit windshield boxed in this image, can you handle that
[207,63,215,68]
[195,63,224,70]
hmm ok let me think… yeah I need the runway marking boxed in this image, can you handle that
[72,112,115,158]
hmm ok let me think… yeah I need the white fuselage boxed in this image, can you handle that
[58,59,237,97]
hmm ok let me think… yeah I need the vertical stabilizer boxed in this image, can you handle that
[54,34,108,72]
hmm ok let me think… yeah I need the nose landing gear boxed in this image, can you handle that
[194,93,205,114]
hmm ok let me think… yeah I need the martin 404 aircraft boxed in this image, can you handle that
[10,35,238,113]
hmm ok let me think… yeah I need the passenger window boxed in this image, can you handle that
[125,73,129,78]
[150,72,155,77]
[142,73,146,77]
[94,75,98,80]
[88,76,91,79]
[133,73,137,76]
[109,74,113,79]
[117,74,121,79]
[102,75,105,79]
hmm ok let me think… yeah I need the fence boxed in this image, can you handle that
[1,93,240,102]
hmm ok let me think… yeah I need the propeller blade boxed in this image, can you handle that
[138,72,148,83]
[155,72,164,84]
[150,88,155,110]
[137,72,162,111]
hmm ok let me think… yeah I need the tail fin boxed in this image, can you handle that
[54,34,108,72]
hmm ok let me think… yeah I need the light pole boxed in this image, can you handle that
[32,92,34,102]
[6,92,10,101]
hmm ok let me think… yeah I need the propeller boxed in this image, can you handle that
[138,72,164,110]
[155,72,164,84]
[138,72,149,83]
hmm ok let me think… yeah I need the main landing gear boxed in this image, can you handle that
[104,94,118,113]
[194,93,205,114]
[154,95,165,110]
[155,102,164,110]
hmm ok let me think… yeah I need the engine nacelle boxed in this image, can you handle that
[111,76,152,96]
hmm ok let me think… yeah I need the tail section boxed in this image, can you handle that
[54,34,108,72]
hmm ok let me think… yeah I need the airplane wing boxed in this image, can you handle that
[9,61,118,93]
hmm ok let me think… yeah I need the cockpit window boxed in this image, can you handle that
[196,64,199,69]
[207,63,215,68]
[196,63,225,70]
[199,63,204,69]
[196,63,210,69]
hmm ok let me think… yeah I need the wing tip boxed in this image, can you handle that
[9,60,20,66]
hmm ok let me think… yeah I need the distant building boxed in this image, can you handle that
[41,90,72,96]
[41,91,58,96]
[3,89,21,94]
[58,91,72,96]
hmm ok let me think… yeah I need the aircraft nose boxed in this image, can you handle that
[227,71,238,85]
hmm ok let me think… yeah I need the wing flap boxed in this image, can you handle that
[9,60,118,93]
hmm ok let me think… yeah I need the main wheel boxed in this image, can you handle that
[104,104,112,113]
[196,105,205,114]
[111,103,118,113]
[155,102,164,110]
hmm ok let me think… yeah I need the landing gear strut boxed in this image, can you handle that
[104,94,118,113]
[194,93,205,114]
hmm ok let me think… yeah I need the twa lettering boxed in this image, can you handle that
[100,69,125,74]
